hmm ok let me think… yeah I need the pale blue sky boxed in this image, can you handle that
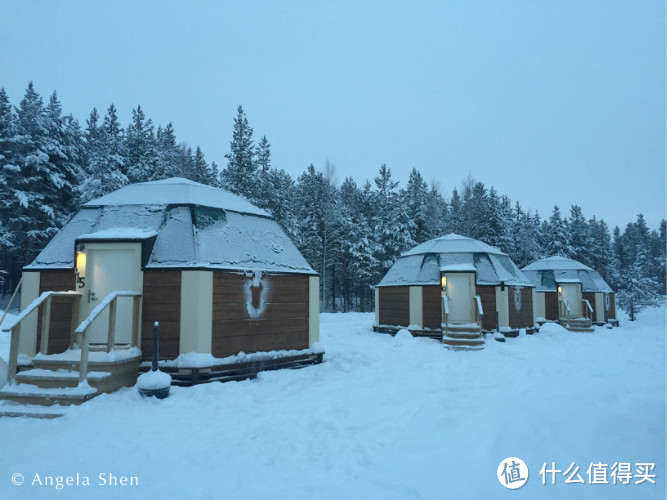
[1,1,665,230]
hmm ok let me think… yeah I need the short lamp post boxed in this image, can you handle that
[137,321,171,399]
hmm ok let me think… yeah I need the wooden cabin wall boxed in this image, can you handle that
[475,285,496,331]
[378,286,410,327]
[608,293,616,319]
[37,270,76,355]
[211,273,309,358]
[544,292,559,320]
[142,270,181,360]
[422,286,442,329]
[508,287,534,328]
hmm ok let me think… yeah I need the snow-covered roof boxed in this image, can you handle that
[27,179,315,275]
[84,177,268,217]
[377,234,533,287]
[404,233,505,256]
[521,256,613,293]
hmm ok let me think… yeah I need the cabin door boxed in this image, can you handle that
[558,283,580,318]
[84,245,140,346]
[445,273,475,323]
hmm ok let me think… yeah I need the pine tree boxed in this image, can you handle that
[78,104,129,203]
[253,135,273,209]
[545,205,572,257]
[448,188,462,234]
[155,122,180,179]
[423,182,449,240]
[617,247,660,321]
[265,168,297,236]
[0,88,18,291]
[295,164,346,311]
[372,165,415,277]
[220,105,257,200]
[126,105,158,182]
[5,83,79,285]
[403,168,429,243]
[568,205,589,264]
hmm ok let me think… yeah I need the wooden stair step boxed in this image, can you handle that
[0,383,97,406]
[444,331,483,339]
[15,369,111,389]
[0,403,66,419]
[442,337,485,347]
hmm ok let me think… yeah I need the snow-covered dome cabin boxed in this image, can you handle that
[522,256,616,326]
[374,234,536,344]
[17,178,320,368]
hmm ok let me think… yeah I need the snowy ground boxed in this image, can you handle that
[0,306,665,500]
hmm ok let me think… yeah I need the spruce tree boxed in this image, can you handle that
[545,205,572,257]
[221,105,257,200]
[126,105,158,182]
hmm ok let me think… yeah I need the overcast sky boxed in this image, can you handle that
[1,1,665,231]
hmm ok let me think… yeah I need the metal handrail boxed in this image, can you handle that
[73,291,142,383]
[4,290,81,385]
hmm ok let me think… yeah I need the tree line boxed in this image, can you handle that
[0,83,664,318]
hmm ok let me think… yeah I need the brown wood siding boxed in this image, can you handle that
[142,270,181,360]
[476,286,496,331]
[508,287,534,328]
[544,292,558,320]
[422,286,442,329]
[608,293,616,320]
[212,273,309,358]
[37,270,76,354]
[378,286,410,327]
[582,292,596,321]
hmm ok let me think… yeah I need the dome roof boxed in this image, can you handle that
[377,234,532,287]
[521,256,612,293]
[28,178,315,275]
[84,177,267,217]
[522,255,593,272]
[403,233,504,256]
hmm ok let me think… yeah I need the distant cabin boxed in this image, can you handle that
[18,178,320,362]
[522,256,616,325]
[374,234,536,346]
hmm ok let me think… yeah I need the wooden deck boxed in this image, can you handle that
[139,352,325,386]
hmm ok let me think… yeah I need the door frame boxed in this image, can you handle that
[440,270,476,323]
[556,280,582,318]
[74,240,144,345]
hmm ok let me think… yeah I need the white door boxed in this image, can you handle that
[87,249,136,345]
[559,283,580,318]
[446,273,474,323]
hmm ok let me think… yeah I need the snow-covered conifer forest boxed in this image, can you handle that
[0,83,664,316]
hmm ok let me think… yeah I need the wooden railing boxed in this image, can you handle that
[474,295,484,328]
[582,299,593,321]
[558,299,571,322]
[441,295,449,340]
[2,291,81,385]
[74,291,141,383]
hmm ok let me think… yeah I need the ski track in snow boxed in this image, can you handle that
[0,306,665,500]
